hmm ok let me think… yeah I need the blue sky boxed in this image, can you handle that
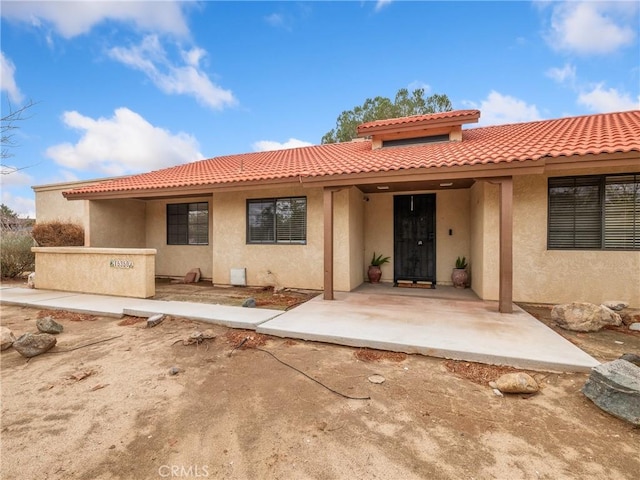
[1,0,639,218]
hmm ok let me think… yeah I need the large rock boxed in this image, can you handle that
[12,333,57,358]
[551,302,621,332]
[36,316,63,334]
[1,326,16,350]
[495,372,539,394]
[620,311,640,326]
[582,359,640,426]
[602,300,628,311]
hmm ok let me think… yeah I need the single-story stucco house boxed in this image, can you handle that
[33,109,640,309]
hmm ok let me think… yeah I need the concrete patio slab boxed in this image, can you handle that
[257,291,600,372]
[2,285,600,372]
[0,287,282,329]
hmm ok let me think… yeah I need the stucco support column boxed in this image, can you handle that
[497,177,513,313]
[487,177,513,313]
[323,188,335,300]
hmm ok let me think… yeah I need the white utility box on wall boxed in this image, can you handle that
[230,268,247,286]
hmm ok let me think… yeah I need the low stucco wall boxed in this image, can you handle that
[33,247,156,298]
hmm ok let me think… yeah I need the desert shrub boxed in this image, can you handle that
[31,221,84,247]
[1,230,35,278]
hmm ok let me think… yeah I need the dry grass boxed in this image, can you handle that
[354,348,407,363]
[32,221,84,247]
[224,329,269,349]
[117,316,147,326]
[37,309,97,322]
[443,359,535,386]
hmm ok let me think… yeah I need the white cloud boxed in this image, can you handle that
[546,63,577,86]
[108,35,236,110]
[265,13,286,28]
[46,107,203,176]
[1,190,35,218]
[468,91,542,126]
[375,0,393,12]
[407,81,431,93]
[0,51,24,104]
[545,1,637,55]
[253,138,313,152]
[1,0,190,38]
[577,84,640,113]
[0,168,34,186]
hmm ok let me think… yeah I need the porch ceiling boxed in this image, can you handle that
[357,177,475,193]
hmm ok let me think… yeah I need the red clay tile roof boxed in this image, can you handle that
[357,109,481,135]
[64,110,640,198]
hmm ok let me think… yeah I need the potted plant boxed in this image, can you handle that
[451,256,469,288]
[368,252,390,283]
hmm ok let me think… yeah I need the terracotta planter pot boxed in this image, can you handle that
[451,268,468,288]
[368,265,382,283]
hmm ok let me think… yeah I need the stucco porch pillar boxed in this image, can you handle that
[496,177,514,313]
[486,177,514,313]
[323,187,335,300]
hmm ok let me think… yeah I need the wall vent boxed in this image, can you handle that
[230,268,247,286]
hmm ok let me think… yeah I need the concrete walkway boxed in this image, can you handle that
[0,286,282,329]
[0,285,599,372]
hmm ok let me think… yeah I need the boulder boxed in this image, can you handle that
[242,298,256,308]
[551,302,622,332]
[620,311,640,326]
[619,353,640,368]
[13,333,57,358]
[1,326,16,350]
[602,301,628,311]
[582,359,640,426]
[495,372,539,394]
[36,316,64,334]
[629,323,640,332]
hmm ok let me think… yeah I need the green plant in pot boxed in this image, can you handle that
[368,252,390,283]
[451,256,469,288]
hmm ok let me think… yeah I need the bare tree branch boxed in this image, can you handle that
[1,98,40,174]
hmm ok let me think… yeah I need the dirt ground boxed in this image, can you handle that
[1,287,639,479]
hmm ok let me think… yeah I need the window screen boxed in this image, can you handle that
[247,197,307,244]
[548,174,639,250]
[167,202,209,245]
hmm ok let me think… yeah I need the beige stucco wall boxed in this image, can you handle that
[363,193,394,282]
[33,179,119,227]
[472,174,640,307]
[512,174,640,307]
[469,181,500,300]
[211,186,330,290]
[347,187,365,290]
[207,185,361,291]
[33,247,156,298]
[87,199,146,248]
[469,181,485,297]
[145,196,214,280]
[363,189,471,285]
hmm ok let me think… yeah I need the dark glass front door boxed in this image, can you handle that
[393,194,436,285]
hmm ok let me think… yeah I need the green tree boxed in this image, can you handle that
[321,88,452,144]
[0,203,18,219]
